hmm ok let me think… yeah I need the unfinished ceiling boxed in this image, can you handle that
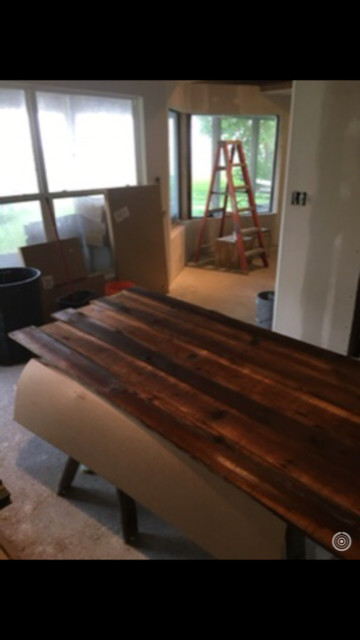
[193,80,293,91]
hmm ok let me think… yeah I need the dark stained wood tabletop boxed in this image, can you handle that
[10,286,360,559]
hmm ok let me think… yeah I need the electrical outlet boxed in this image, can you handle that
[291,191,307,206]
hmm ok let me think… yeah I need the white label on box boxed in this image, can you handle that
[114,206,130,223]
[42,275,55,290]
[85,232,105,247]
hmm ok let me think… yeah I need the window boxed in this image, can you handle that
[0,85,141,269]
[37,92,137,192]
[168,110,180,220]
[191,114,278,217]
[0,89,38,197]
[0,201,45,268]
[53,194,111,273]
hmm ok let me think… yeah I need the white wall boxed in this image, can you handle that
[273,81,360,355]
[169,224,186,282]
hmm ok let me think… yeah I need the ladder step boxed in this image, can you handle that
[220,140,244,146]
[241,227,261,235]
[216,163,246,170]
[207,208,224,215]
[234,186,249,192]
[217,235,237,244]
[236,207,254,213]
[217,234,258,244]
[245,248,266,259]
[211,191,228,195]
[241,226,269,235]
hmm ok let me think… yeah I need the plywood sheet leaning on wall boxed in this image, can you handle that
[105,186,169,294]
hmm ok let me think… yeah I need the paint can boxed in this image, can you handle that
[256,290,275,330]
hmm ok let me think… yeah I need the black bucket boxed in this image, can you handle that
[0,267,42,365]
[57,290,96,310]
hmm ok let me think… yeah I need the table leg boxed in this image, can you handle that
[57,457,80,496]
[116,489,138,544]
[286,524,307,560]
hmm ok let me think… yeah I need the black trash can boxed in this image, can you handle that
[57,289,96,310]
[0,267,42,365]
[256,290,275,330]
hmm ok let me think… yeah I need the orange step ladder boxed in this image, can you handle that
[194,140,269,274]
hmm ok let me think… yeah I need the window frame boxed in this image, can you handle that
[189,112,279,219]
[168,108,181,222]
[0,82,146,252]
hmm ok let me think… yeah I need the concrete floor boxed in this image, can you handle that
[0,254,277,560]
[170,253,277,325]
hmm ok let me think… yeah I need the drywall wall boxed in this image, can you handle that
[273,80,360,355]
[169,224,186,283]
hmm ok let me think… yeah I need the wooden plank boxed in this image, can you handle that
[47,312,360,511]
[100,289,338,373]
[78,303,360,447]
[95,292,360,414]
[40,319,360,521]
[124,286,360,372]
[56,305,360,458]
[122,287,360,389]
[10,326,122,393]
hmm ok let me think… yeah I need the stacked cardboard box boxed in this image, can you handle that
[20,238,105,323]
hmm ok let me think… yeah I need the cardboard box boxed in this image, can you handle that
[20,238,88,287]
[20,238,105,323]
[40,274,106,323]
